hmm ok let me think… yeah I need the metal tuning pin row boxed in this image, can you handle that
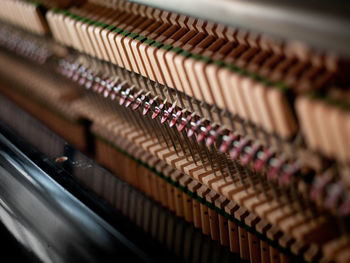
[58,57,316,214]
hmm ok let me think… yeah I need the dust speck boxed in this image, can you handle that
[55,156,68,163]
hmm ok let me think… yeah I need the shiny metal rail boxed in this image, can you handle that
[129,0,350,58]
[0,132,152,263]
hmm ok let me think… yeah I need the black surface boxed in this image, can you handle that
[0,131,157,263]
[0,222,40,263]
[0,95,180,263]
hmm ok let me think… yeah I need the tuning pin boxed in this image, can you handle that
[204,124,227,179]
[143,96,158,116]
[188,118,203,138]
[159,99,190,159]
[170,109,183,128]
[229,138,249,190]
[125,90,143,108]
[103,77,117,98]
[219,133,239,175]
[108,76,119,88]
[241,141,262,195]
[128,90,165,144]
[241,143,261,166]
[144,96,179,153]
[110,90,117,101]
[123,86,136,105]
[125,91,136,108]
[153,100,186,157]
[179,113,207,169]
[162,100,177,124]
[206,125,223,147]
[110,81,124,101]
[85,71,95,90]
[132,91,150,111]
[175,112,198,164]
[119,88,129,106]
[254,149,275,200]
[131,94,160,142]
[243,143,264,195]
[230,138,249,160]
[68,63,79,78]
[219,132,238,153]
[189,118,215,171]
[76,65,86,80]
[93,76,102,92]
[66,64,73,78]
[112,79,146,134]
[178,112,193,132]
[197,123,210,143]
[72,65,83,82]
[103,87,111,98]
[97,78,107,95]
[60,60,70,75]
[172,123,190,160]
[254,149,274,172]
[152,98,167,119]
[79,70,88,86]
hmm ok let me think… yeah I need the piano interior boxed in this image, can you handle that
[0,0,350,262]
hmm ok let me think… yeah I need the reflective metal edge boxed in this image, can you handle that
[0,132,153,263]
[129,0,350,58]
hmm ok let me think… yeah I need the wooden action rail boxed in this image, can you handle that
[76,144,252,263]
[90,119,350,263]
[67,88,347,262]
[93,131,299,263]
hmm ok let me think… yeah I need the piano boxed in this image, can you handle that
[0,0,350,262]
